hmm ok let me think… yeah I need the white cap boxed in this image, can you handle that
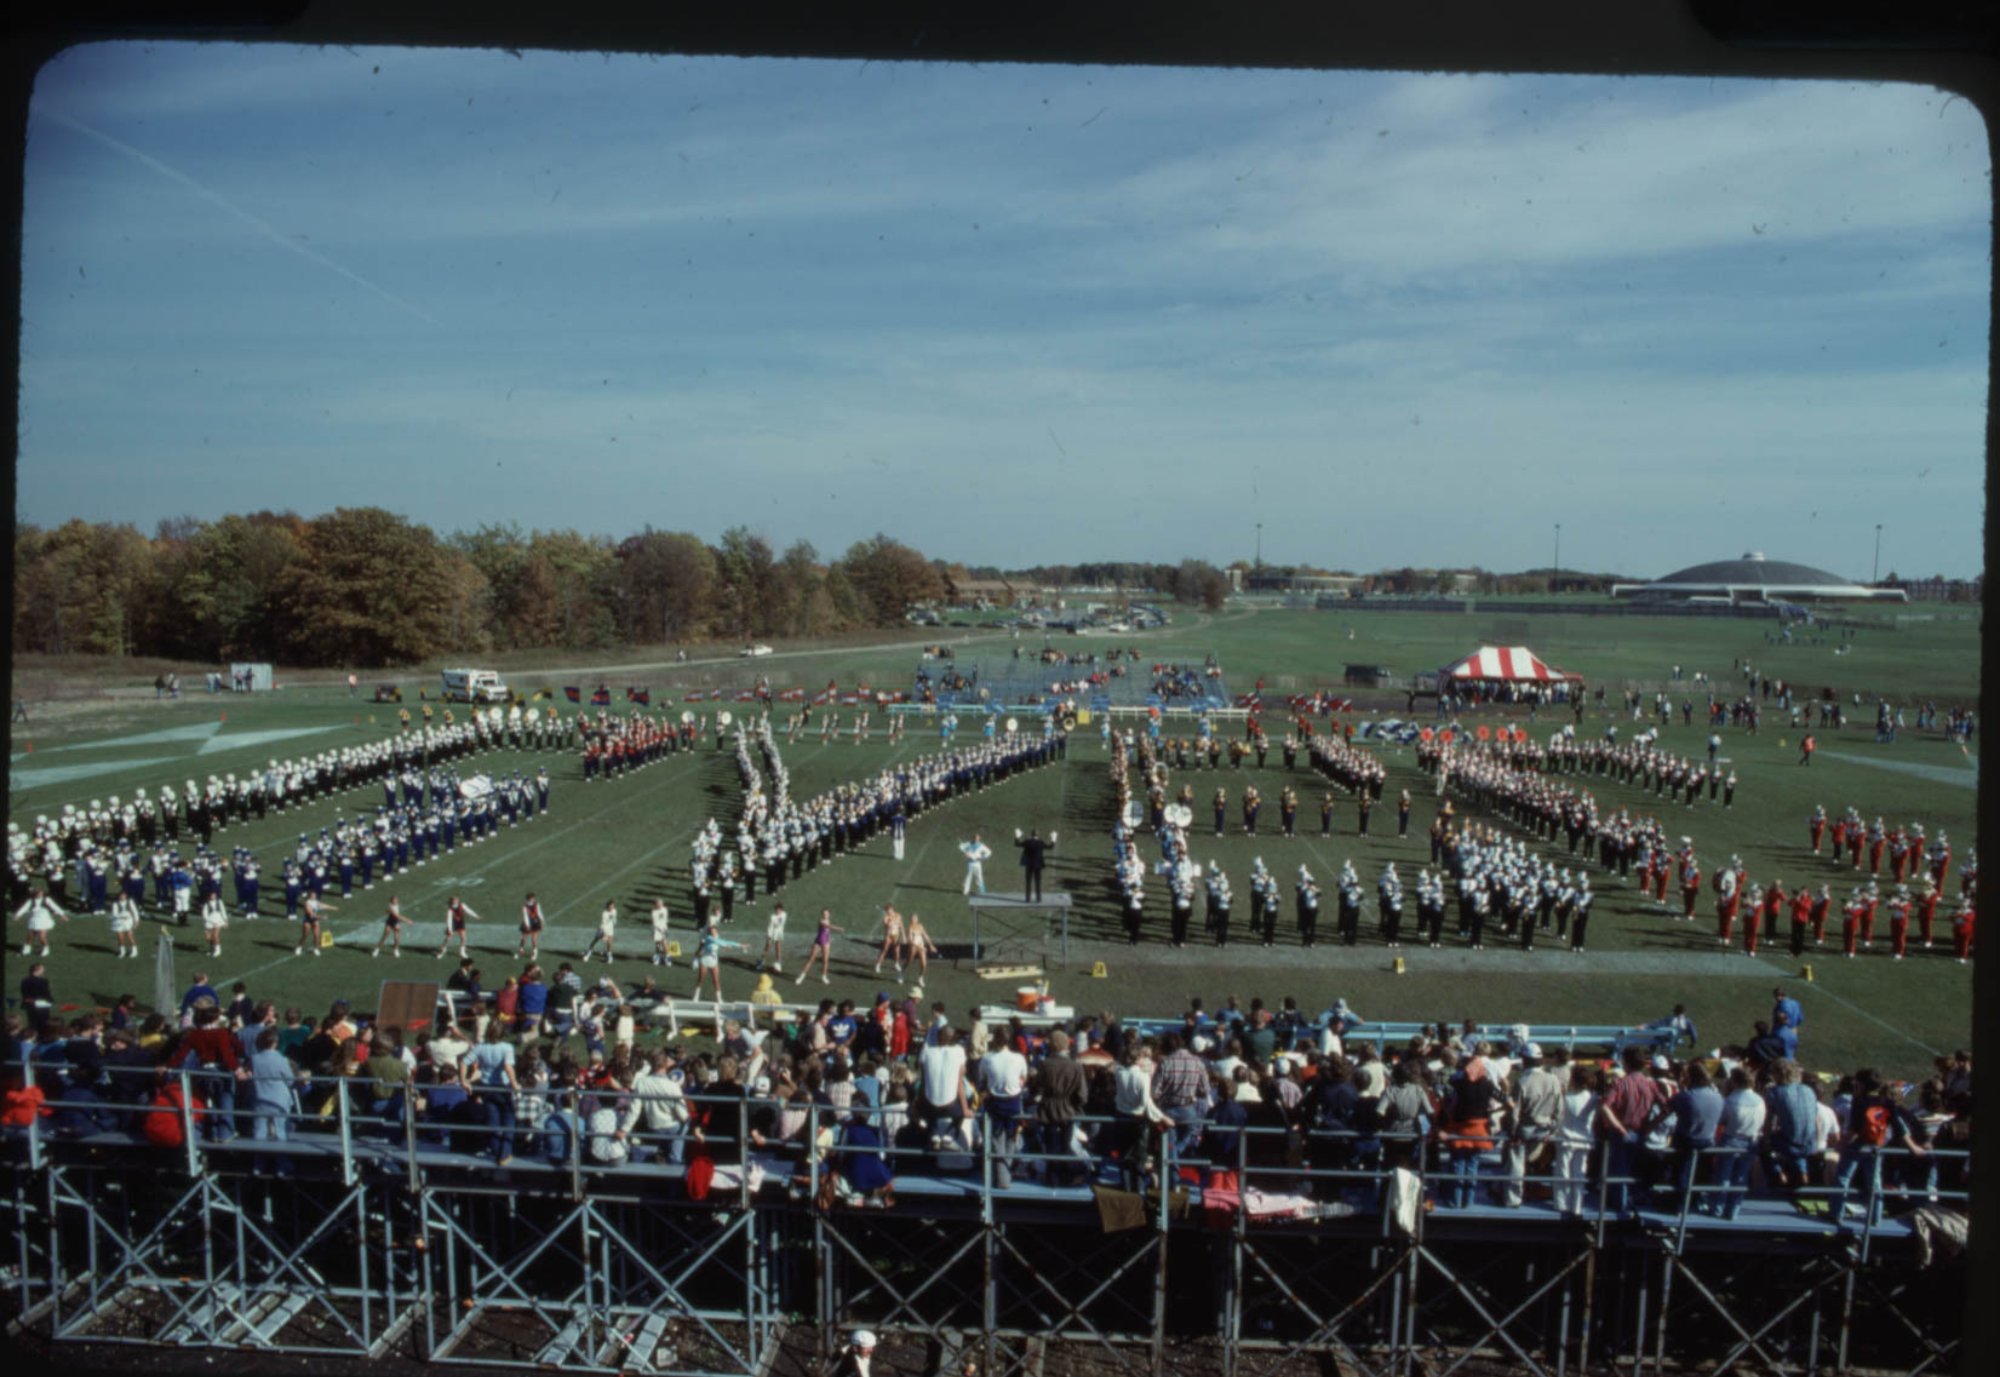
[851,1329,878,1349]
[1523,1042,1544,1060]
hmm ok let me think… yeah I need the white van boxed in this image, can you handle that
[440,668,510,704]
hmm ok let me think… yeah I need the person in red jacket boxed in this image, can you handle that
[1679,850,1703,921]
[1950,897,1975,963]
[1788,887,1814,957]
[1759,881,1786,956]
[142,1067,204,1149]
[1810,884,1832,946]
[1831,813,1849,863]
[1841,889,1866,958]
[1799,734,1816,766]
[1862,882,1882,947]
[1,1069,47,1129]
[1888,886,1913,959]
[1808,804,1826,854]
[179,1003,249,1141]
[1714,861,1741,945]
[1918,881,1942,949]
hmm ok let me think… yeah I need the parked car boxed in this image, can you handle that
[740,644,773,658]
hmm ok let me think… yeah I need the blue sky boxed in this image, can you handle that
[18,44,1991,578]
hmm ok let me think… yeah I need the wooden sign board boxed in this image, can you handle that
[377,979,441,1035]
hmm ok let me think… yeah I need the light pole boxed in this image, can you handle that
[1873,524,1883,584]
[1255,522,1263,572]
[1553,523,1561,594]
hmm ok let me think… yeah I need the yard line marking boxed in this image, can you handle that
[1754,953,1949,1058]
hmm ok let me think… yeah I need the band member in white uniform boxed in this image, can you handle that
[960,834,992,896]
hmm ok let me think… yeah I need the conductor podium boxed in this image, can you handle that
[966,892,1072,969]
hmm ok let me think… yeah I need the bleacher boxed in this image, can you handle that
[8,1064,1948,1244]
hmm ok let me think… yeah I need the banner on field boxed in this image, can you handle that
[564,686,581,703]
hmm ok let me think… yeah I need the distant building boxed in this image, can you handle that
[1244,572,1363,596]
[1886,573,1982,603]
[1609,552,1908,605]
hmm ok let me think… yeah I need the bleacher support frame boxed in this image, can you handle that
[0,1071,1967,1376]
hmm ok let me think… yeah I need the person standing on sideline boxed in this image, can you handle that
[796,909,843,986]
[1015,828,1056,902]
[436,894,481,960]
[370,895,407,958]
[650,898,673,967]
[517,892,545,961]
[961,834,992,896]
[1504,1043,1563,1207]
[756,901,785,973]
[583,899,620,963]
[690,920,743,1002]
[13,886,64,957]
[872,905,906,976]
[296,891,328,957]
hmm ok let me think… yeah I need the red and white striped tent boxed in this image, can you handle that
[1440,645,1580,683]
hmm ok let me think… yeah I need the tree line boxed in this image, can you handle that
[12,511,1241,669]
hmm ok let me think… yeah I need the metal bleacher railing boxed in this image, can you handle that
[1,1052,1966,1376]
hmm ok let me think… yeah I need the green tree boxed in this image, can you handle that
[274,507,457,666]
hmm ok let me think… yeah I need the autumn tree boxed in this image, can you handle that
[839,533,944,626]
[273,507,458,666]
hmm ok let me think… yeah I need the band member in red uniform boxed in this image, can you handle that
[1744,880,1776,958]
[1930,831,1952,890]
[1831,813,1850,863]
[1951,897,1975,963]
[1652,847,1670,904]
[1866,817,1887,876]
[1888,826,1910,883]
[1861,881,1881,947]
[1847,816,1867,869]
[1714,859,1741,945]
[1810,884,1832,945]
[1809,804,1827,855]
[1788,886,1813,957]
[1918,879,1941,948]
[1742,883,1764,956]
[1886,885,1913,958]
[1842,888,1865,957]
[1679,848,1702,921]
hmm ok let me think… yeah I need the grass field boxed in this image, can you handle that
[7,604,1979,1084]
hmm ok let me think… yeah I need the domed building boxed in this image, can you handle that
[1610,552,1907,605]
